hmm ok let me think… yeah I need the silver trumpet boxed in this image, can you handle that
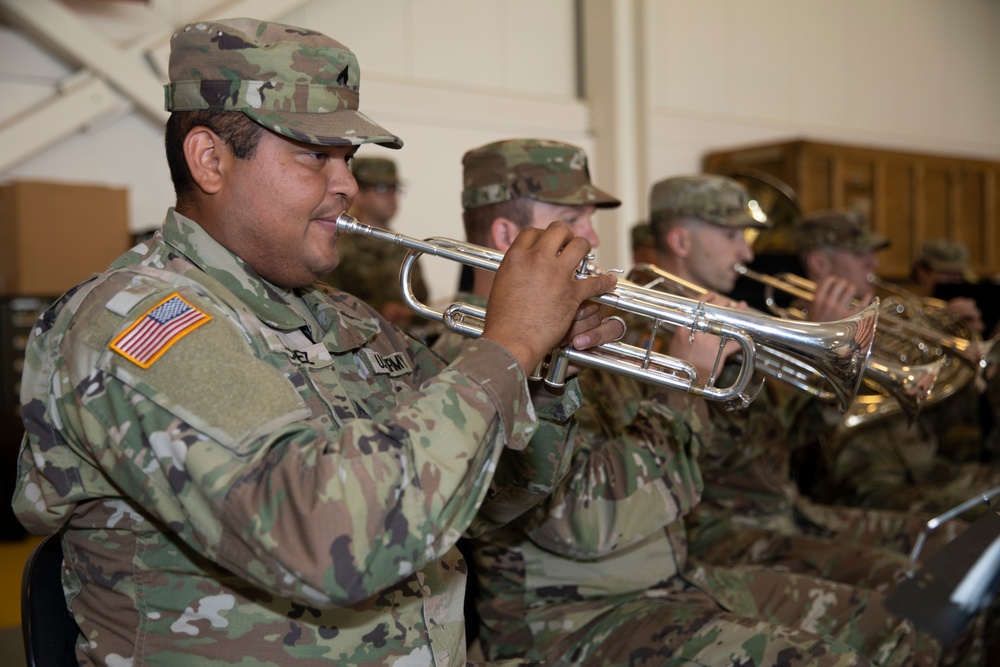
[628,263,938,419]
[335,214,878,411]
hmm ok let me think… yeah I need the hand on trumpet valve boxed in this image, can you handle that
[481,221,618,373]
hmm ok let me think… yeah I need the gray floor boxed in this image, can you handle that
[0,626,26,667]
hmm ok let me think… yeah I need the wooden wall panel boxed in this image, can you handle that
[957,170,986,266]
[704,139,1000,280]
[881,162,915,272]
[920,167,951,242]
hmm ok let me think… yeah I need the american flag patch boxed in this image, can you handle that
[110,293,211,369]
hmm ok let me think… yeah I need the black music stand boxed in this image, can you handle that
[885,485,1000,645]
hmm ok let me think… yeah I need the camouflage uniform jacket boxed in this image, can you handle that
[13,210,571,666]
[435,302,708,661]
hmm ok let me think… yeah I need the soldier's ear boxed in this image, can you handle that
[805,250,830,277]
[665,225,690,259]
[490,218,521,252]
[184,126,228,195]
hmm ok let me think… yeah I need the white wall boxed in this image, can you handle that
[1,0,998,302]
[643,0,1000,180]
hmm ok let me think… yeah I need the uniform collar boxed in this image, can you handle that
[158,209,380,348]
[159,209,309,331]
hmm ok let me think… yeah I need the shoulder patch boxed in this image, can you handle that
[110,293,211,368]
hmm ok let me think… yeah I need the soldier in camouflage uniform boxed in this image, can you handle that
[317,157,433,335]
[645,179,1000,667]
[436,141,940,666]
[644,178,960,575]
[10,19,626,667]
[794,213,1000,518]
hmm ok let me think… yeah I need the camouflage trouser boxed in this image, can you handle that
[829,417,1000,519]
[686,509,987,667]
[532,567,941,667]
[685,562,941,667]
[547,592,870,666]
[686,503,967,592]
[500,568,940,667]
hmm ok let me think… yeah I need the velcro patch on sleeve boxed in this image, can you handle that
[110,293,211,369]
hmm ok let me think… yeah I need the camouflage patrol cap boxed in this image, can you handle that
[919,238,970,274]
[649,175,768,228]
[164,18,402,149]
[795,209,890,253]
[352,158,400,186]
[461,138,620,210]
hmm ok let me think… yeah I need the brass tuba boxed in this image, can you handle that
[335,213,878,412]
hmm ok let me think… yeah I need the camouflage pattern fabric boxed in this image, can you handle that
[317,233,431,331]
[794,210,890,254]
[684,361,965,578]
[461,139,620,210]
[648,174,768,229]
[164,18,402,149]
[436,302,935,666]
[12,209,576,666]
[612,320,965,586]
[826,394,1000,520]
[353,157,400,187]
[918,238,972,275]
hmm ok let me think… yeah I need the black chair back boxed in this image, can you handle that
[21,534,80,667]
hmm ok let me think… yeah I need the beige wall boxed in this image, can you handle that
[1,0,998,302]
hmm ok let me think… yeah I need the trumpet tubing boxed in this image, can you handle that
[335,214,876,410]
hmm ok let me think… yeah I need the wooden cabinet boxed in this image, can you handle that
[702,139,1000,280]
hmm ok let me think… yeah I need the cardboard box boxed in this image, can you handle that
[0,180,131,297]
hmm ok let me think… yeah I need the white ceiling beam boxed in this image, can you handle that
[0,75,120,173]
[0,0,167,124]
[0,0,314,174]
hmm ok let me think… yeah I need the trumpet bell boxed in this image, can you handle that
[628,263,879,413]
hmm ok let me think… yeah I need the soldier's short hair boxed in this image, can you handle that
[164,110,263,206]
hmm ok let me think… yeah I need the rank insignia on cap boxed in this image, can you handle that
[110,293,211,368]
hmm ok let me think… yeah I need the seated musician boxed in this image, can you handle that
[796,211,1000,516]
[438,154,943,667]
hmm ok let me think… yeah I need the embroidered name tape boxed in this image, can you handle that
[110,293,211,368]
[362,349,413,377]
